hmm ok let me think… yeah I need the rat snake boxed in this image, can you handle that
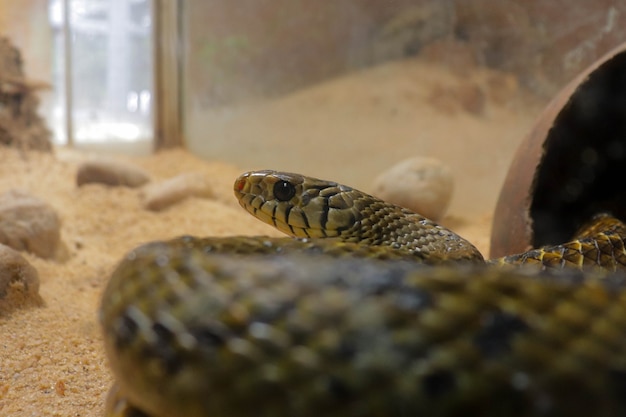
[100,170,626,417]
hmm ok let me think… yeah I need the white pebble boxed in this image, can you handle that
[141,172,213,211]
[76,157,150,188]
[371,157,453,221]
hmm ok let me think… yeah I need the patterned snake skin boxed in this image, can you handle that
[100,170,626,417]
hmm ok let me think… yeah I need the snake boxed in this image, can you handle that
[100,170,626,417]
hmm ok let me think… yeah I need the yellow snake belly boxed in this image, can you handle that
[100,170,626,417]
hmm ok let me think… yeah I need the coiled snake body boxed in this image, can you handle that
[100,170,626,417]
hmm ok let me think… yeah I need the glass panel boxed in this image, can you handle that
[182,1,626,218]
[49,0,153,153]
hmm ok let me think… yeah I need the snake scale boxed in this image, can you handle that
[100,170,626,417]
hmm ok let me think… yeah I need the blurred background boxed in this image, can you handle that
[2,0,626,215]
[4,5,626,415]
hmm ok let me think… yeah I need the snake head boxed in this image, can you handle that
[234,170,362,239]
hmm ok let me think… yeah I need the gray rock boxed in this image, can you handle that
[76,158,150,187]
[372,157,454,221]
[0,243,40,309]
[141,173,214,211]
[0,189,62,258]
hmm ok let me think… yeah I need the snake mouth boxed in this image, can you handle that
[234,170,362,239]
[233,171,261,197]
[234,171,308,237]
[236,186,341,239]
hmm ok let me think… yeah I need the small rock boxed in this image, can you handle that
[76,157,150,187]
[457,83,486,116]
[0,189,62,258]
[372,157,454,221]
[0,243,41,310]
[427,82,486,117]
[141,173,214,211]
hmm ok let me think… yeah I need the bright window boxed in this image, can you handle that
[49,0,154,153]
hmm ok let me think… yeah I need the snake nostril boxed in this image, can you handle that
[234,178,246,192]
[273,180,296,201]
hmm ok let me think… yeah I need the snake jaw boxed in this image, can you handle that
[234,170,361,239]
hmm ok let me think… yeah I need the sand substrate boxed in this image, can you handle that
[0,148,288,415]
[0,147,493,416]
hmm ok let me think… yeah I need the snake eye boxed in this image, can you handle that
[273,180,296,201]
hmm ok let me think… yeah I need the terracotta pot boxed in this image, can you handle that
[490,43,626,258]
